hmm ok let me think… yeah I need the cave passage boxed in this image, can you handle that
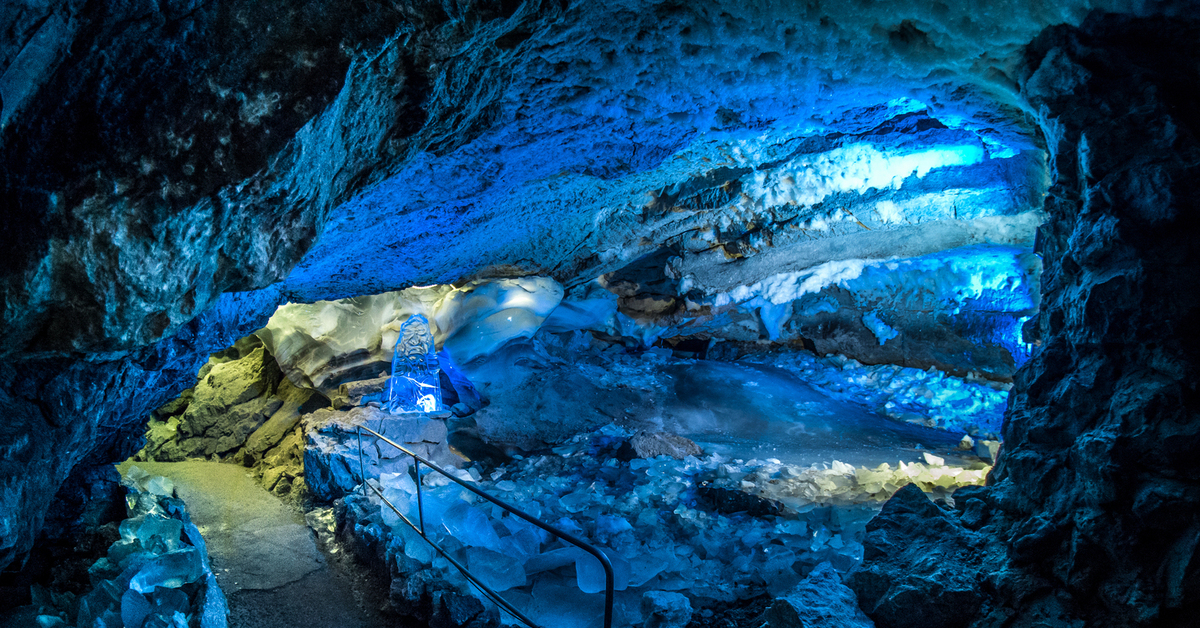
[113,461,392,628]
[12,4,1197,628]
[115,281,1010,627]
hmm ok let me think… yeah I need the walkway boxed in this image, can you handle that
[118,461,396,628]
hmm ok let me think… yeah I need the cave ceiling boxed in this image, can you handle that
[1,0,1143,357]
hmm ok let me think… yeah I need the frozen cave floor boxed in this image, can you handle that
[461,340,1005,470]
[320,349,1001,628]
[627,360,970,469]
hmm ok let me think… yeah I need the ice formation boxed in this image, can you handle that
[387,314,443,413]
[747,351,1011,438]
[344,423,988,628]
[257,277,563,395]
[30,467,226,628]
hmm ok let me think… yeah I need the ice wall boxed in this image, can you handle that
[256,278,563,396]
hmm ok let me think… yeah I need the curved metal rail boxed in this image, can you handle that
[355,423,614,628]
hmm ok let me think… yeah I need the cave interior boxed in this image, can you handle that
[1,1,1199,627]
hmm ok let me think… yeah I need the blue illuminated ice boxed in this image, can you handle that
[439,502,503,551]
[465,547,527,591]
[387,314,443,413]
[861,311,899,345]
[128,548,204,593]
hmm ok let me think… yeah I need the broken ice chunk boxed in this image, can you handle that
[627,550,671,588]
[129,548,203,593]
[500,527,543,558]
[576,548,630,593]
[466,547,527,591]
[595,514,633,540]
[523,547,580,575]
[439,502,502,551]
[559,490,593,514]
[121,589,152,628]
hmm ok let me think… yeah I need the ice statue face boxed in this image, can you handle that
[388,314,443,413]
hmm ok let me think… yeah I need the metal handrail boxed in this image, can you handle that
[354,422,615,628]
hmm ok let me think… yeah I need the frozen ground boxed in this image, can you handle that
[746,351,1011,438]
[462,333,998,468]
[345,420,988,628]
[651,360,969,468]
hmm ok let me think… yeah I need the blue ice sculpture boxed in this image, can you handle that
[387,314,443,413]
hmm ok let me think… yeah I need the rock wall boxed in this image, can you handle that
[136,336,326,497]
[850,13,1200,627]
[0,288,279,573]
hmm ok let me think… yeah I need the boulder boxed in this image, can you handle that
[630,430,704,460]
[642,591,693,628]
[177,346,283,441]
[766,562,873,628]
[847,484,996,628]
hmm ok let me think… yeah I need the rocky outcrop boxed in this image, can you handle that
[769,562,874,628]
[852,13,1200,627]
[848,484,999,628]
[136,337,326,496]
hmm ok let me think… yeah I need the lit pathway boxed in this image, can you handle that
[117,461,393,628]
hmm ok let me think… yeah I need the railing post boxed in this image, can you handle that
[413,457,425,536]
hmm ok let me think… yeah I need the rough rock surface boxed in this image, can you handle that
[630,430,705,460]
[848,484,996,628]
[769,562,874,628]
[0,287,279,571]
[851,13,1200,627]
[642,590,693,628]
[135,338,325,497]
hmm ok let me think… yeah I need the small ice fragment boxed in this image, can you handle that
[922,452,945,465]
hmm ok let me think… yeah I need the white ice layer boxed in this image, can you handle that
[258,277,564,392]
[742,142,985,211]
